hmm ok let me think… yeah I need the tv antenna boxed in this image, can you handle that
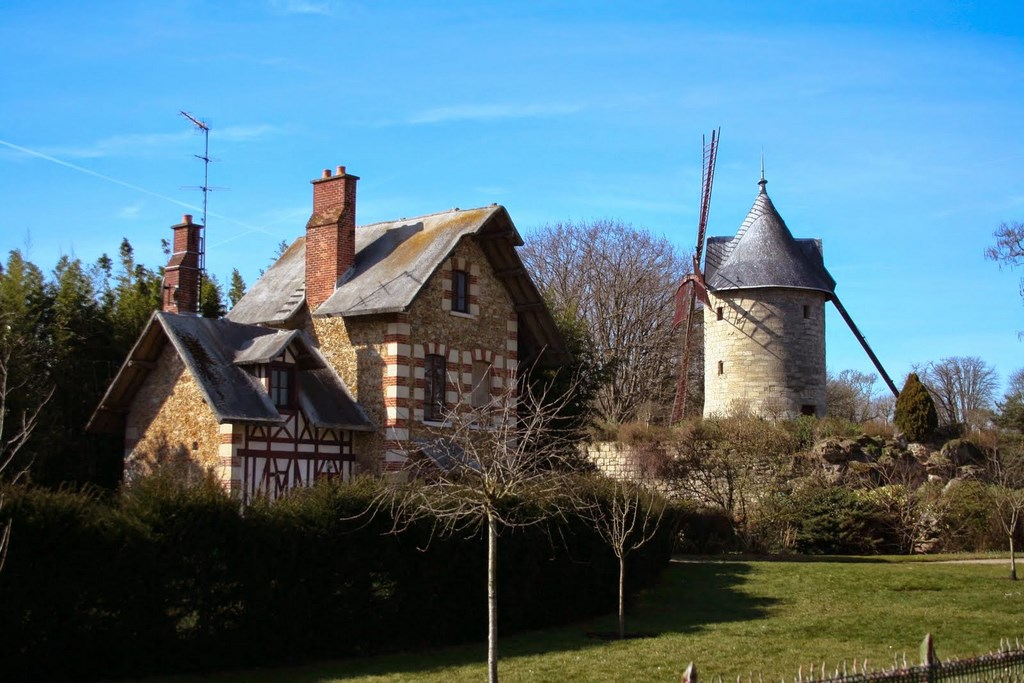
[179,111,226,313]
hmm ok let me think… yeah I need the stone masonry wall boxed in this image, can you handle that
[310,313,389,474]
[703,287,828,419]
[405,237,516,447]
[124,343,222,481]
[309,236,516,471]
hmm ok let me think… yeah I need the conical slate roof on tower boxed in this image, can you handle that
[704,178,835,294]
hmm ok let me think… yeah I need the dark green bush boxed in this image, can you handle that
[0,474,675,681]
[933,480,1002,552]
[895,373,938,442]
[753,484,898,555]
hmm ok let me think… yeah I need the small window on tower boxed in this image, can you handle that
[801,404,816,416]
[452,270,469,313]
[717,360,724,376]
[716,307,724,321]
[803,305,810,319]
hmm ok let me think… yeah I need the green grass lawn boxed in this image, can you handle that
[143,556,1023,683]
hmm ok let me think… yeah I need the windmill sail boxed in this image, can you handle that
[671,129,719,423]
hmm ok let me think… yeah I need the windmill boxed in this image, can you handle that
[671,129,719,423]
[672,133,899,423]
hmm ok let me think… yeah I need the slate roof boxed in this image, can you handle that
[88,312,373,433]
[704,180,836,295]
[227,204,567,361]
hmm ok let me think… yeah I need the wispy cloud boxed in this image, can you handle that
[0,139,277,237]
[268,0,335,15]
[219,124,279,141]
[408,102,584,125]
[40,131,193,159]
[118,202,144,219]
[31,124,278,159]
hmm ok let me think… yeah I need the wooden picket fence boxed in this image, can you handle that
[683,635,1024,683]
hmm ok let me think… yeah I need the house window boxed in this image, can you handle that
[717,360,724,376]
[716,306,724,321]
[452,270,469,313]
[471,361,491,408]
[803,305,810,319]
[425,354,446,421]
[270,366,294,409]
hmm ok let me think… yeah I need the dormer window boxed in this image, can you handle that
[270,365,294,409]
[452,269,469,313]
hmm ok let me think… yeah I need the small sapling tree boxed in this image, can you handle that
[383,368,582,683]
[987,448,1024,580]
[580,476,666,638]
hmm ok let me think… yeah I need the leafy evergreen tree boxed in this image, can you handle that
[109,238,162,352]
[894,372,938,442]
[227,268,246,307]
[200,274,226,318]
[0,251,51,479]
[525,300,609,468]
[995,368,1024,433]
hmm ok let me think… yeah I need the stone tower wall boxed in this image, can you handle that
[703,287,828,418]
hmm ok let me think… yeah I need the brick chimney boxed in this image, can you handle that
[306,165,358,311]
[162,214,202,315]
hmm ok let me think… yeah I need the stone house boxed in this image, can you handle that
[88,165,565,501]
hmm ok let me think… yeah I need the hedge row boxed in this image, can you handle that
[0,475,677,681]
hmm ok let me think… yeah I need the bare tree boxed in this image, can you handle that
[916,356,999,429]
[580,477,666,638]
[657,417,794,540]
[986,221,1024,332]
[520,220,689,425]
[986,449,1024,580]
[0,326,54,570]
[869,453,930,554]
[1009,368,1024,397]
[826,369,892,423]
[384,372,581,683]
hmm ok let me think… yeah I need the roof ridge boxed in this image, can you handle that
[356,204,499,230]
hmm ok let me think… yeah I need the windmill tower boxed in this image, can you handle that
[699,166,898,418]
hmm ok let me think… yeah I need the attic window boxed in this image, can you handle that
[270,366,294,409]
[452,270,469,313]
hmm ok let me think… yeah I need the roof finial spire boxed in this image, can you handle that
[758,148,767,194]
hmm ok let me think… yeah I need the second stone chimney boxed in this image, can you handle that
[162,214,202,315]
[306,165,358,311]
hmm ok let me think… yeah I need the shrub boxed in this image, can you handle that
[0,474,675,681]
[754,483,898,555]
[895,373,938,442]
[933,480,1003,552]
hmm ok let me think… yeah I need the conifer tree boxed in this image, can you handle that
[200,274,226,318]
[227,268,246,307]
[894,372,938,442]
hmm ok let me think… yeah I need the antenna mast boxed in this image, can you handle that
[180,111,212,313]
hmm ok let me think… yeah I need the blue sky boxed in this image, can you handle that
[2,1,1022,396]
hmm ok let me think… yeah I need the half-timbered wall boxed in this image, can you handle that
[223,347,358,503]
